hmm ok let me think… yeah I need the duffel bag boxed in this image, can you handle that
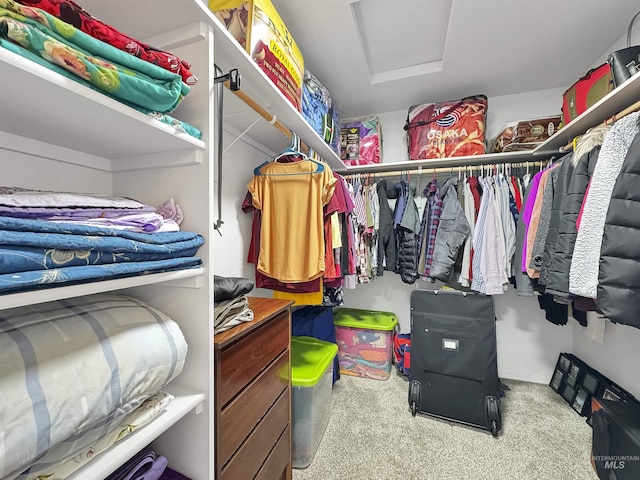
[562,63,613,125]
[404,95,487,160]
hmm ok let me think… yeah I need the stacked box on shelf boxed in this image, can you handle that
[333,308,398,380]
[210,0,304,111]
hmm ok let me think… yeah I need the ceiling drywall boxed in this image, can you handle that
[272,0,640,117]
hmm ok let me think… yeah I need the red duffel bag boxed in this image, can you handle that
[562,63,613,125]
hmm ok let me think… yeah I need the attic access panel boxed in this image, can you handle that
[350,0,451,84]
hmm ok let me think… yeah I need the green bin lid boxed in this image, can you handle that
[333,308,398,331]
[290,336,338,387]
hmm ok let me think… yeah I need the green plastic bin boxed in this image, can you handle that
[290,336,338,468]
[333,308,398,380]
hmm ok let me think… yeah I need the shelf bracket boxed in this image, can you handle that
[214,68,241,91]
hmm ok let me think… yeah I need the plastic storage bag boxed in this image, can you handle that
[339,115,382,166]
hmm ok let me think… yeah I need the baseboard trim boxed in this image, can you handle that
[499,372,551,384]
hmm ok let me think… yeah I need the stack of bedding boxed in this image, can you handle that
[0,0,202,139]
[3,293,188,480]
[0,187,204,294]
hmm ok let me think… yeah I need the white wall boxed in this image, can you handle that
[212,130,268,279]
[573,322,640,399]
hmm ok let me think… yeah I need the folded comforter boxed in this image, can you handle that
[17,0,197,85]
[1,293,188,480]
[17,392,174,480]
[0,216,204,292]
[0,0,189,113]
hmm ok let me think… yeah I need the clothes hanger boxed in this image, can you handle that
[253,132,325,176]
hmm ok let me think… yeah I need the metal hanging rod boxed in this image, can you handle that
[223,81,314,156]
[340,160,549,179]
[338,151,557,175]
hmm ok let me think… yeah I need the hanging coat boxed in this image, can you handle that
[543,125,607,300]
[430,177,470,282]
[376,179,397,276]
[570,112,640,298]
[539,153,574,287]
[597,130,640,329]
[394,181,419,284]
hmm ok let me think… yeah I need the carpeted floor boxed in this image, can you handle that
[292,373,598,480]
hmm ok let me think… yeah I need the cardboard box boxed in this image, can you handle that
[211,0,304,111]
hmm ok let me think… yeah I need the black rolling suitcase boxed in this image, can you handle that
[408,289,502,437]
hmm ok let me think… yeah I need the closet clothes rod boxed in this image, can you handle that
[224,81,314,156]
[339,151,556,175]
[341,161,549,179]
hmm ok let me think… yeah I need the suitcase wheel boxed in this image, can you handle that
[408,380,421,417]
[485,395,501,437]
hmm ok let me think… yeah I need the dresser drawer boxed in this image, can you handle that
[255,423,291,480]
[218,310,289,407]
[218,350,289,468]
[221,387,289,480]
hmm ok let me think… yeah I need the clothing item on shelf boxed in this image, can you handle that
[214,295,254,333]
[17,0,197,85]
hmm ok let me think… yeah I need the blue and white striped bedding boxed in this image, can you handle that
[0,293,188,480]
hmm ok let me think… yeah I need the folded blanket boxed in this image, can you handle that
[159,468,192,480]
[214,295,254,333]
[0,215,202,244]
[0,35,202,138]
[18,392,174,480]
[0,186,154,209]
[17,0,197,85]
[2,294,187,480]
[0,189,187,232]
[106,449,168,480]
[0,256,202,293]
[0,0,189,113]
[44,213,178,233]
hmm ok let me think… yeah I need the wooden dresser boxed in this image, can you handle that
[214,297,293,480]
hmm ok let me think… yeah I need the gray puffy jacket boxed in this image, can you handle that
[543,146,600,299]
[539,153,574,287]
[430,177,470,282]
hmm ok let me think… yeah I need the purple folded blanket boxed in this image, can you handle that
[106,450,168,480]
[159,467,192,480]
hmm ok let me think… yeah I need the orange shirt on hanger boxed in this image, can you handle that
[247,160,337,283]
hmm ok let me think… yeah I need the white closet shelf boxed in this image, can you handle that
[0,47,205,165]
[535,70,640,153]
[338,150,553,175]
[211,14,344,171]
[66,390,206,480]
[0,267,204,310]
